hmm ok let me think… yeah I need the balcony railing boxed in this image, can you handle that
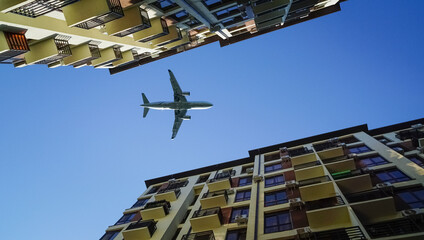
[313,226,366,240]
[294,160,321,170]
[305,196,345,211]
[299,175,330,187]
[157,188,181,197]
[209,170,235,183]
[75,0,123,29]
[0,32,29,62]
[112,8,151,37]
[35,36,72,64]
[143,200,170,214]
[126,219,157,234]
[289,147,314,157]
[344,188,391,203]
[322,155,350,164]
[192,207,222,220]
[202,190,229,200]
[313,138,343,152]
[182,230,215,240]
[331,169,366,180]
[10,0,79,18]
[365,217,424,238]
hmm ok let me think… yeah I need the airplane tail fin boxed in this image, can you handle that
[142,93,149,118]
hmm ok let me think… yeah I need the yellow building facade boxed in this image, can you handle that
[100,118,424,240]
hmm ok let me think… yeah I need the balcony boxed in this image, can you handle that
[151,26,182,47]
[295,165,326,182]
[122,219,157,240]
[140,200,170,220]
[112,50,140,67]
[200,190,228,209]
[0,31,29,63]
[299,181,336,202]
[252,0,290,30]
[290,152,317,167]
[155,188,181,202]
[163,30,190,50]
[365,216,424,238]
[63,43,100,67]
[5,0,79,18]
[298,175,330,187]
[182,230,215,240]
[294,160,321,170]
[316,145,345,160]
[62,0,123,29]
[24,36,71,65]
[190,207,223,233]
[351,197,398,225]
[312,226,366,240]
[307,206,356,231]
[305,196,345,211]
[91,46,122,67]
[105,7,151,37]
[345,188,392,203]
[335,174,373,195]
[133,18,169,43]
[207,171,233,192]
[288,147,314,157]
[325,158,356,174]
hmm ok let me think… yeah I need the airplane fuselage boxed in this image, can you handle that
[141,101,213,110]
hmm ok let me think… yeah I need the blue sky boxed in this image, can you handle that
[0,0,423,239]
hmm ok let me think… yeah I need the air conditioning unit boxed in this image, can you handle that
[417,147,424,154]
[285,180,298,188]
[330,137,339,143]
[418,138,424,148]
[235,214,248,225]
[296,227,312,238]
[227,188,235,195]
[401,208,424,217]
[168,178,176,183]
[376,182,393,190]
[246,168,254,174]
[289,198,304,208]
[411,123,423,129]
[347,153,357,159]
[281,155,291,162]
[253,175,263,182]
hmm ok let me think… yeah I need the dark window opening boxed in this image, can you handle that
[131,198,149,208]
[265,175,285,188]
[264,190,288,207]
[238,177,252,186]
[357,156,388,168]
[100,230,120,240]
[349,145,371,154]
[226,228,247,240]
[230,206,249,223]
[264,211,292,234]
[264,163,283,173]
[375,168,411,184]
[235,190,251,202]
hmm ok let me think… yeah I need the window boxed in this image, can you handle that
[349,145,371,154]
[235,190,251,202]
[340,136,359,144]
[409,155,424,168]
[131,198,149,208]
[376,136,391,144]
[230,207,249,223]
[214,5,240,20]
[375,169,411,184]
[264,190,288,207]
[115,212,137,225]
[170,10,188,21]
[151,0,178,11]
[264,211,292,234]
[238,177,252,186]
[397,188,424,208]
[147,185,159,194]
[264,163,283,173]
[357,156,388,168]
[264,152,280,162]
[100,231,120,240]
[172,228,181,240]
[226,228,247,240]
[197,174,210,183]
[391,146,404,153]
[265,175,285,187]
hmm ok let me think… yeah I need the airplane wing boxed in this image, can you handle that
[168,69,187,103]
[171,109,187,139]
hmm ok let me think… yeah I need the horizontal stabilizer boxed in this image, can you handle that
[143,107,149,118]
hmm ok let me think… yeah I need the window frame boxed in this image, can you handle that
[265,174,285,188]
[264,211,292,234]
[375,168,411,184]
[357,155,389,168]
[230,206,249,223]
[264,162,283,173]
[235,189,251,202]
[238,177,252,187]
[264,190,288,207]
[348,145,371,154]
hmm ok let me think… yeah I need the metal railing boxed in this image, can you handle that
[313,226,366,240]
[208,170,234,183]
[157,188,181,198]
[294,160,321,170]
[289,147,314,157]
[125,219,157,236]
[313,139,343,152]
[0,32,29,62]
[305,196,345,211]
[202,190,229,200]
[182,230,215,240]
[192,207,222,220]
[298,175,330,187]
[113,8,151,37]
[35,36,72,65]
[75,0,123,29]
[365,217,424,238]
[10,0,79,18]
[344,188,391,203]
[143,200,170,214]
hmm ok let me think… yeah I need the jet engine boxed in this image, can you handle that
[182,91,190,96]
[181,115,191,120]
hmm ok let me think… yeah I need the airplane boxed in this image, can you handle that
[141,70,213,139]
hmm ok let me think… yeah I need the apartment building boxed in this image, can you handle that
[100,118,424,240]
[0,0,348,74]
